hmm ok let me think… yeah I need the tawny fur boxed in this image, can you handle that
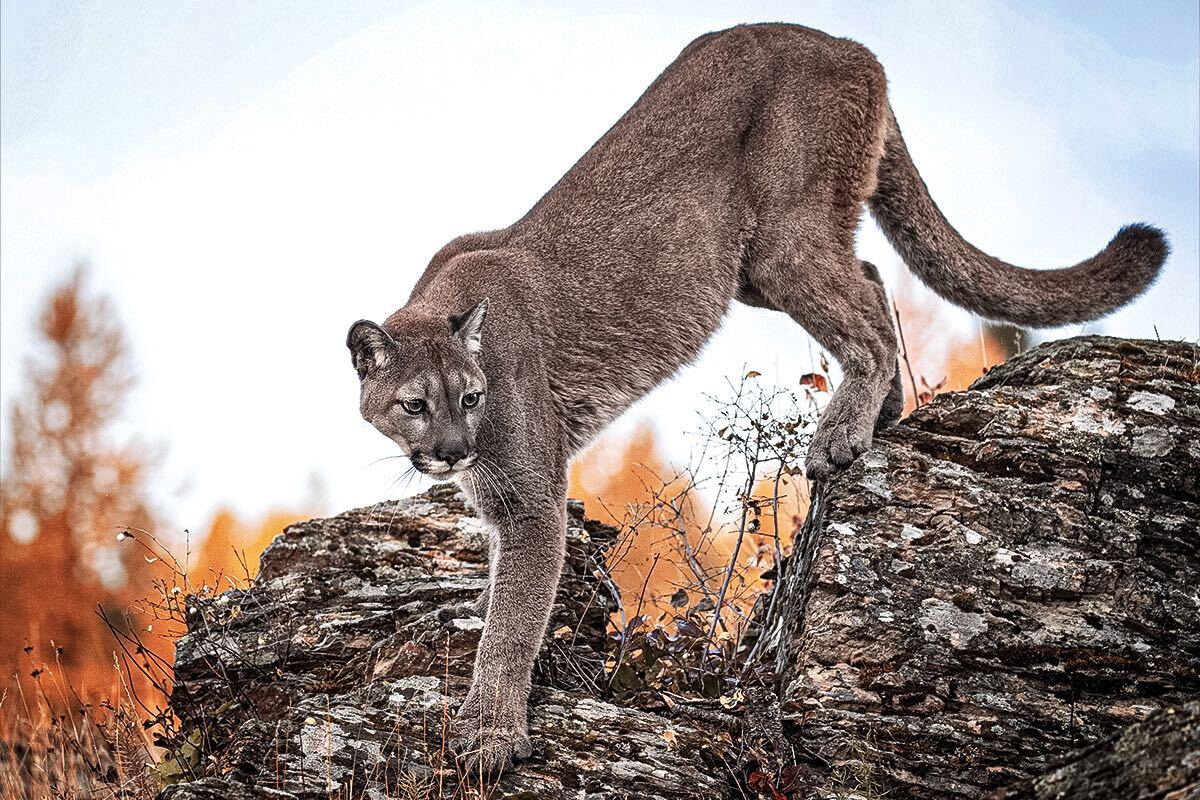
[347,23,1167,775]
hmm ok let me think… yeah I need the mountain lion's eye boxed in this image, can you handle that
[399,398,426,415]
[461,392,482,409]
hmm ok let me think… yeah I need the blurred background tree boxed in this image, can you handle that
[0,266,160,692]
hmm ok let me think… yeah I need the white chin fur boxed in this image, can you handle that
[422,456,476,481]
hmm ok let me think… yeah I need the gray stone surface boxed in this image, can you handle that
[764,336,1200,798]
[987,701,1199,800]
[161,336,1199,799]
[163,485,733,799]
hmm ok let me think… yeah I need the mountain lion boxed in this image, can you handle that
[347,23,1166,775]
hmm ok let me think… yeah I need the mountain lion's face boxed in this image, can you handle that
[347,300,488,480]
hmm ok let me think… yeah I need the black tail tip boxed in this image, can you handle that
[1113,223,1170,280]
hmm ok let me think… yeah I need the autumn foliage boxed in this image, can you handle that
[569,423,810,627]
[0,269,314,796]
[0,268,162,697]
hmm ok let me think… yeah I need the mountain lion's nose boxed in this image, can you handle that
[436,447,468,467]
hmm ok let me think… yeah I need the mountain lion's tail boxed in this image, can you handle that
[868,111,1168,328]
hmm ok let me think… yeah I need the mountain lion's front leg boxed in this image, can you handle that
[451,465,567,776]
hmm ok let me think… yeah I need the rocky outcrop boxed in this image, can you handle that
[762,336,1200,797]
[988,701,1200,800]
[160,337,1199,799]
[160,487,732,799]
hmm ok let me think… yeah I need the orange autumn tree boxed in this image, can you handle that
[571,415,809,628]
[0,267,160,695]
[890,273,1030,411]
[569,424,699,617]
[195,507,317,585]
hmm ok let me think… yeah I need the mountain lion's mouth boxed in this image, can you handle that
[413,454,477,479]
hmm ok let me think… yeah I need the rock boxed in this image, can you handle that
[986,701,1200,799]
[161,337,1199,799]
[163,484,732,799]
[763,336,1200,798]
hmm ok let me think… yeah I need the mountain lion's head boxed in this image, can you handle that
[347,299,488,479]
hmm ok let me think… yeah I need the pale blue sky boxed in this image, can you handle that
[2,1,1197,529]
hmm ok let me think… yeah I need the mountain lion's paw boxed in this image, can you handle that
[450,690,530,777]
[450,721,532,778]
[806,415,873,481]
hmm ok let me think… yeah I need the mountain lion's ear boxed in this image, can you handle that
[346,320,394,379]
[448,298,488,355]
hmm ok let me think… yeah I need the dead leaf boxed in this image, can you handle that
[799,372,830,393]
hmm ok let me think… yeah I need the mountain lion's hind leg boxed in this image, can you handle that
[860,260,904,430]
[750,248,898,481]
[742,39,893,477]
